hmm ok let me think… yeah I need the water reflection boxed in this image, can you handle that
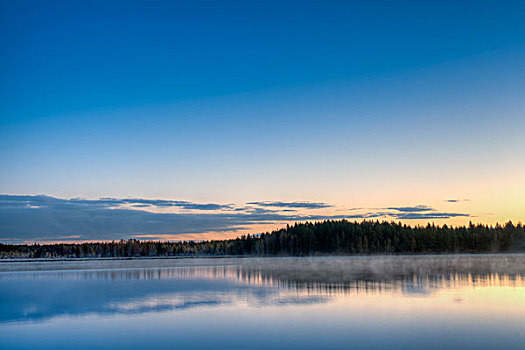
[1,255,523,325]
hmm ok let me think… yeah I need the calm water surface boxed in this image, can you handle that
[1,255,524,349]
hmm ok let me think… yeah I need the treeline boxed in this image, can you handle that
[1,220,524,259]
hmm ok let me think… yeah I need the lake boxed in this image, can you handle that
[1,254,524,349]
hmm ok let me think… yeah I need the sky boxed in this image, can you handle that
[1,0,524,243]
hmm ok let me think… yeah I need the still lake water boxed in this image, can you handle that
[1,254,524,350]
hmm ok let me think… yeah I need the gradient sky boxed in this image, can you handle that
[1,0,524,243]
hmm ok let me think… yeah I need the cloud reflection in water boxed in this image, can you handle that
[0,255,524,325]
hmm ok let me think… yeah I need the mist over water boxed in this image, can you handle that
[1,255,524,350]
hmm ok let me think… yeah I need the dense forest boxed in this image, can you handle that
[1,220,524,258]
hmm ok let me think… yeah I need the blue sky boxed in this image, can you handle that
[3,0,524,118]
[1,1,524,242]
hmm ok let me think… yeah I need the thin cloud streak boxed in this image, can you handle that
[246,201,332,209]
[0,195,234,211]
[385,205,434,212]
[393,213,469,220]
[445,199,471,203]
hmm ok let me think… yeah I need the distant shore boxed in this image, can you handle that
[2,251,525,263]
[2,220,524,259]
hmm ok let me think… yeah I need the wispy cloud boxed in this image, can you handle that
[75,197,234,211]
[445,199,470,203]
[371,204,468,220]
[392,212,469,220]
[246,201,332,209]
[0,195,233,211]
[385,205,433,212]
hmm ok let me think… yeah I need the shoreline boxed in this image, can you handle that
[2,251,524,263]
